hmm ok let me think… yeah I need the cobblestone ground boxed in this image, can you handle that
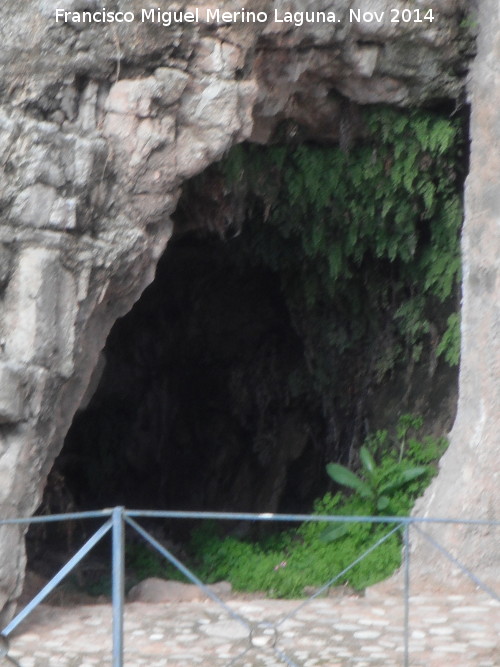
[3,589,500,666]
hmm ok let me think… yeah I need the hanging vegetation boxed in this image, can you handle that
[222,106,464,374]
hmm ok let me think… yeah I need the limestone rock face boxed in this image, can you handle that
[412,0,500,586]
[0,0,470,622]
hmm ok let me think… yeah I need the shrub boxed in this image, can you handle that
[182,418,447,597]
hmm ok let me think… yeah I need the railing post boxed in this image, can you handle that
[112,507,125,667]
[403,522,410,667]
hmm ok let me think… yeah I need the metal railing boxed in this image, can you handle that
[1,508,499,666]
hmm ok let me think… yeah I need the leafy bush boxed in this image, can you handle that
[325,446,427,520]
[190,510,402,597]
[181,418,447,597]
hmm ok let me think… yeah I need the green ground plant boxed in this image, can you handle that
[323,446,427,537]
[184,417,447,597]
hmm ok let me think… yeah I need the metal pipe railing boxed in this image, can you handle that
[1,508,499,666]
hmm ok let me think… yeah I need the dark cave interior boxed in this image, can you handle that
[56,230,323,515]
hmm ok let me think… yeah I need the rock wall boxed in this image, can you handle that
[412,0,500,587]
[0,0,469,620]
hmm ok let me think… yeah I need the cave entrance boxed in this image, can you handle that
[55,226,318,516]
[40,105,466,533]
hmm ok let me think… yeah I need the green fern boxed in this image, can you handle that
[220,106,464,386]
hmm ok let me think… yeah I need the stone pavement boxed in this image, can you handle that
[3,586,500,667]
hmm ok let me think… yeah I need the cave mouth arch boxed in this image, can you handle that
[36,105,466,541]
